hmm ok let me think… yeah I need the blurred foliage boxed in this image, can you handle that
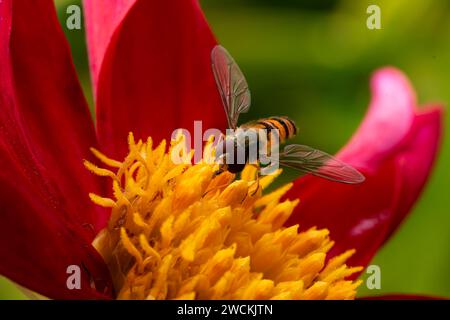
[56,0,94,108]
[1,0,449,299]
[203,0,450,298]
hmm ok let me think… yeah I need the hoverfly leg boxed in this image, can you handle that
[213,153,228,177]
[246,164,261,197]
[249,176,261,197]
[204,166,228,197]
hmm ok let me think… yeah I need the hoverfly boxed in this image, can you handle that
[211,45,365,184]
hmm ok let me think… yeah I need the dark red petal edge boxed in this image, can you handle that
[0,0,112,298]
[84,0,227,160]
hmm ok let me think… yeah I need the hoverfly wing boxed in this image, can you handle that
[211,45,251,129]
[279,144,365,184]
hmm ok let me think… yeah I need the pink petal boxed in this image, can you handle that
[284,68,443,269]
[83,0,136,94]
[84,0,227,159]
[0,0,112,298]
[338,67,416,171]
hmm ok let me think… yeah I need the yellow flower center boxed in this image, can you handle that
[85,133,362,300]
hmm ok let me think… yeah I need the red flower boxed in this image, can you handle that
[0,0,443,299]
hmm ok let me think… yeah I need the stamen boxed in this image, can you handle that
[89,193,116,208]
[88,133,362,300]
[83,160,117,180]
[90,147,122,168]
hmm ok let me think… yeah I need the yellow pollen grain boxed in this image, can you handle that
[88,132,362,300]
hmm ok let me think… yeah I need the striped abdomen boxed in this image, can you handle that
[249,116,298,143]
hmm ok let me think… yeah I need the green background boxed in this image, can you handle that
[1,0,449,299]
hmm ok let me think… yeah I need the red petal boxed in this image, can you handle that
[2,0,109,232]
[84,0,226,159]
[386,109,442,237]
[0,159,112,299]
[0,0,112,298]
[284,68,443,269]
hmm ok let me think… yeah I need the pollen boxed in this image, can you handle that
[85,133,362,300]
